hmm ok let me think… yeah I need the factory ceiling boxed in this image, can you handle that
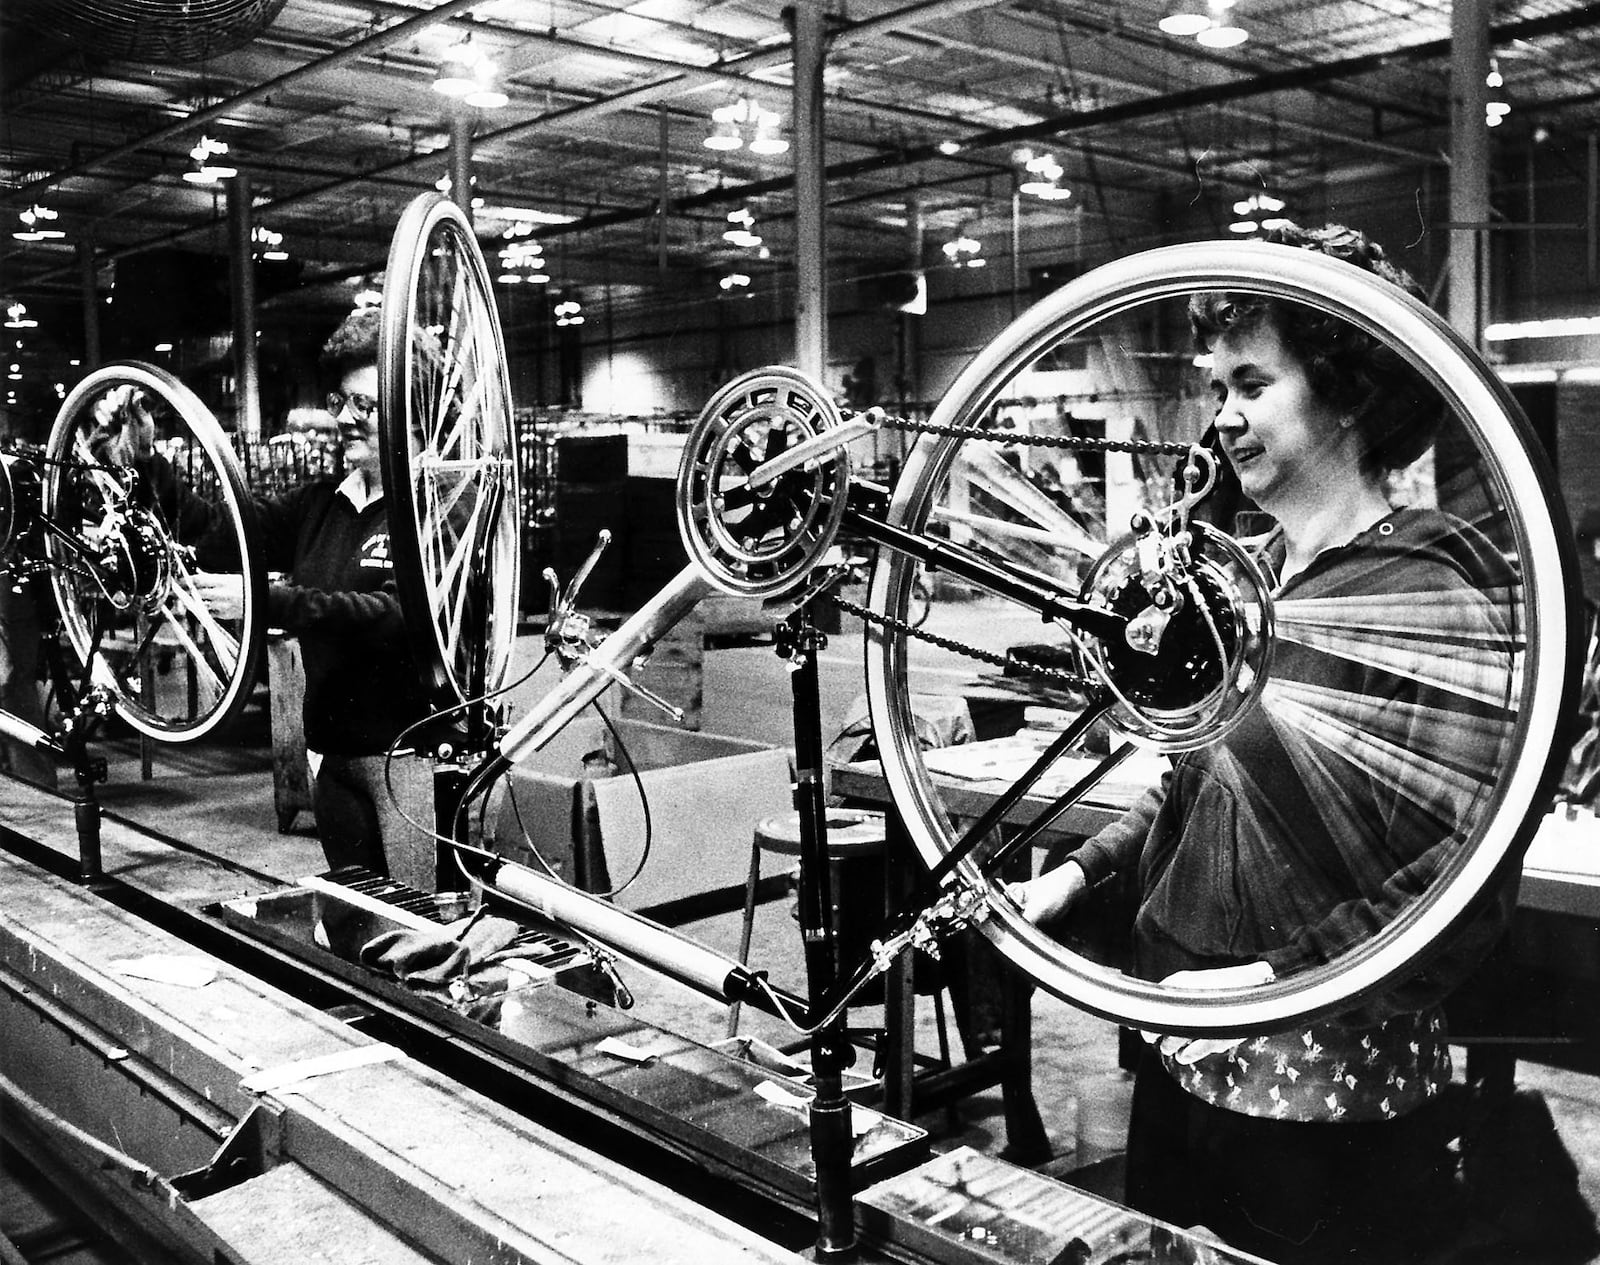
[2,0,1599,340]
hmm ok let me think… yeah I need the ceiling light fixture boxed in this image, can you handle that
[704,118,742,151]
[3,303,38,330]
[1015,149,1072,201]
[464,77,509,111]
[719,272,751,291]
[497,239,549,285]
[252,225,288,261]
[723,206,763,249]
[13,203,64,242]
[1158,12,1210,35]
[1229,192,1291,235]
[555,298,584,327]
[1485,314,1600,341]
[433,42,480,96]
[747,109,789,156]
[484,205,580,227]
[1159,0,1248,47]
[704,97,787,155]
[183,135,236,184]
[942,233,985,269]
[705,97,749,151]
[433,40,509,110]
[1486,58,1510,127]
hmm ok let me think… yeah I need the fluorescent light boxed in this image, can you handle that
[1158,12,1210,35]
[1496,367,1559,384]
[1562,366,1600,383]
[1485,316,1600,342]
[482,206,579,226]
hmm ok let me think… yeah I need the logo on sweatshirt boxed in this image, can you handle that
[359,533,393,569]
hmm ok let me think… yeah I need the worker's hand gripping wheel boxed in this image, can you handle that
[675,367,853,598]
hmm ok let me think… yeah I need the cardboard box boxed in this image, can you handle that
[485,716,794,916]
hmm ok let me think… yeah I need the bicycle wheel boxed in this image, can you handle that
[380,192,521,711]
[45,362,265,743]
[865,241,1580,1035]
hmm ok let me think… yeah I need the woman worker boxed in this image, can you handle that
[189,305,432,875]
[1011,223,1517,1264]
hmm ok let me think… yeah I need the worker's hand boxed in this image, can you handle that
[1140,961,1275,1065]
[88,385,157,465]
[1004,859,1087,926]
[190,571,246,620]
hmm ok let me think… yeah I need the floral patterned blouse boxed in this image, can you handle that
[1159,1006,1451,1123]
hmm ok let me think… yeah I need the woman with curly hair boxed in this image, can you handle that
[1012,223,1516,1263]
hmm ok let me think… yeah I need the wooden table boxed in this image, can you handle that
[830,733,1169,847]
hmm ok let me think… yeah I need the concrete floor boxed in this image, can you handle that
[47,594,1600,1264]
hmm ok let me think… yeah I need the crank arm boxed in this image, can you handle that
[744,415,880,491]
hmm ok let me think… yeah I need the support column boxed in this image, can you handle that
[790,0,827,379]
[658,105,671,277]
[227,173,261,439]
[1448,0,1490,345]
[77,239,101,371]
[450,112,474,225]
[1010,186,1022,320]
[1588,130,1597,288]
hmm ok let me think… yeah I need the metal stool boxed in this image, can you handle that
[725,807,887,1037]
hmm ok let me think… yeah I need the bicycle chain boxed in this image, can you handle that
[816,410,1189,687]
[860,410,1196,458]
[821,589,1096,692]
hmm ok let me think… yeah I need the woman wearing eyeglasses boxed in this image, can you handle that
[191,305,430,877]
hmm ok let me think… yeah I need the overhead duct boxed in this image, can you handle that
[12,0,289,62]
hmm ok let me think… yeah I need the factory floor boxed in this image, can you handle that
[5,606,1600,1264]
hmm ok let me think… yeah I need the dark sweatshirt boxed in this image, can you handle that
[250,480,430,756]
[134,453,431,757]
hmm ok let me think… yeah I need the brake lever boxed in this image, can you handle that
[544,529,612,667]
